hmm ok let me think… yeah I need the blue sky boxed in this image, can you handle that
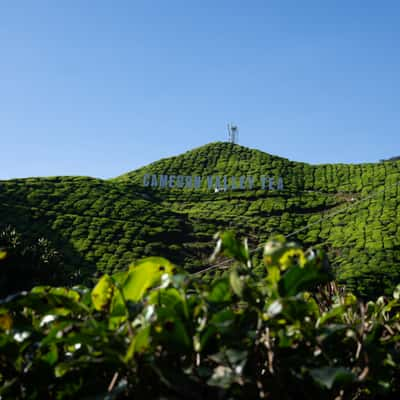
[1,1,400,179]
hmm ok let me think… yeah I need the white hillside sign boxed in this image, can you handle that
[143,174,284,191]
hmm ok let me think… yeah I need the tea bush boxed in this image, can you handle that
[1,233,399,399]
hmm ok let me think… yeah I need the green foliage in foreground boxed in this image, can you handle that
[1,234,400,399]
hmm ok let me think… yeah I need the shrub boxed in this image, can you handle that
[0,233,399,398]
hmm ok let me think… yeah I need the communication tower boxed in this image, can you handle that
[227,124,239,144]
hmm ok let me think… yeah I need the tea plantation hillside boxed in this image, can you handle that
[0,177,195,279]
[1,142,400,296]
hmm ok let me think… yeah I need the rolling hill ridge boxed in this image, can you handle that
[1,142,400,296]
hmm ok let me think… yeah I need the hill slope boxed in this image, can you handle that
[1,142,400,296]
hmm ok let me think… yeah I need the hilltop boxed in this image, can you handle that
[1,142,400,297]
[116,142,295,183]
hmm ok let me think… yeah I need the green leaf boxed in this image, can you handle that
[91,274,115,312]
[125,325,151,362]
[122,257,175,302]
[200,326,216,351]
[226,349,248,367]
[209,309,235,333]
[208,278,231,303]
[212,231,249,264]
[41,344,58,365]
[317,306,345,327]
[154,308,191,351]
[110,290,128,319]
[393,284,400,300]
[49,287,81,302]
[279,264,331,297]
[55,362,71,378]
[0,312,12,331]
[310,367,356,389]
[229,268,244,298]
[266,265,281,286]
[0,249,7,260]
[149,288,188,319]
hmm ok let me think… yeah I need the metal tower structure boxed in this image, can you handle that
[227,123,239,144]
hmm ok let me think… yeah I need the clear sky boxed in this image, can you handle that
[1,1,400,179]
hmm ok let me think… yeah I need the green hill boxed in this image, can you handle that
[1,142,400,296]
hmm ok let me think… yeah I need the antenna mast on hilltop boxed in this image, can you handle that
[227,123,239,144]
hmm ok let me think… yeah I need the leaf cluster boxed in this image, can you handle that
[1,234,400,399]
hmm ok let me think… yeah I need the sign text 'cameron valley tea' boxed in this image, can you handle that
[143,174,284,191]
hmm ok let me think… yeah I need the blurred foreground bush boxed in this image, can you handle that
[0,232,399,399]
